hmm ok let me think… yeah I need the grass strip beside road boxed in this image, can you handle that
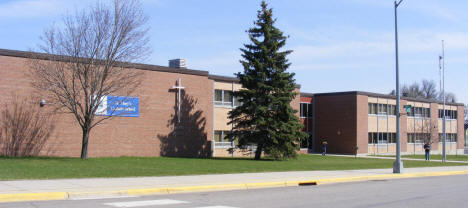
[0,155,466,180]
[375,154,468,161]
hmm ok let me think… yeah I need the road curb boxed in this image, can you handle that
[0,192,68,203]
[313,170,468,185]
[1,169,467,203]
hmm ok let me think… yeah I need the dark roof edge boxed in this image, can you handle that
[0,48,209,77]
[208,74,239,83]
[300,92,314,97]
[208,74,301,88]
[307,91,464,106]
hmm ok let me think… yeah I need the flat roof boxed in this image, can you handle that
[0,48,209,77]
[4,48,460,106]
[209,74,302,89]
[0,48,301,89]
[302,91,464,106]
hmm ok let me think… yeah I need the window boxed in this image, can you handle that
[439,109,457,119]
[408,106,430,118]
[214,130,238,144]
[300,103,307,118]
[300,103,313,118]
[223,91,232,106]
[368,103,377,114]
[214,130,239,148]
[368,103,396,116]
[379,132,388,143]
[307,103,313,117]
[368,133,376,144]
[214,90,223,105]
[214,89,238,107]
[389,105,396,115]
[368,132,396,144]
[378,104,387,115]
[439,133,457,142]
[407,133,430,143]
[388,133,396,143]
[214,131,223,142]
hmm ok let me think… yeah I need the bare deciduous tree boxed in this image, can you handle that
[390,79,457,103]
[443,92,457,103]
[391,82,423,98]
[0,96,55,157]
[421,79,437,99]
[29,0,150,159]
[464,105,468,122]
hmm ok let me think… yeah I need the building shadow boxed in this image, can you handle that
[158,90,211,157]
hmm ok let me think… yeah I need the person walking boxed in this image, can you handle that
[322,140,328,156]
[423,142,431,161]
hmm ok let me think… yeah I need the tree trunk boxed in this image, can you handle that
[80,128,90,159]
[254,143,263,160]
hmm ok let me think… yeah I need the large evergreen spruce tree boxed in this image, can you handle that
[227,1,307,160]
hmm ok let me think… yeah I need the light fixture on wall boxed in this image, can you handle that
[40,99,46,107]
[337,130,341,136]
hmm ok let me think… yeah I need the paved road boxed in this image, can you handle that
[2,175,467,208]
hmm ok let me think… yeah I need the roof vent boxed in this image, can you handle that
[169,59,186,69]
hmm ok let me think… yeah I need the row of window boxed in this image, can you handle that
[438,133,457,142]
[407,133,431,143]
[368,132,458,144]
[214,90,241,107]
[407,107,430,118]
[369,103,460,119]
[368,103,397,116]
[216,131,316,149]
[214,130,238,144]
[300,103,313,118]
[217,95,460,119]
[368,132,397,144]
[438,109,458,119]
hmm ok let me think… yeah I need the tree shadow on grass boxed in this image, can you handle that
[210,157,275,162]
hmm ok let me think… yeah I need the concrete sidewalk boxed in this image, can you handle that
[1,165,468,202]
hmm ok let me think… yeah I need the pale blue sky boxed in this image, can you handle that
[1,0,467,104]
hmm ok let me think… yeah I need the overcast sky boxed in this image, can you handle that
[1,0,467,104]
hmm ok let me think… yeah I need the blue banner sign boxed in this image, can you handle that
[96,95,139,117]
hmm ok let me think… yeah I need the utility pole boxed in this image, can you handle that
[393,0,404,174]
[441,40,446,162]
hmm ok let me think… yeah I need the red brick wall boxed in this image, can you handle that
[314,94,357,154]
[0,55,213,158]
[300,96,312,103]
[430,103,440,150]
[292,88,301,118]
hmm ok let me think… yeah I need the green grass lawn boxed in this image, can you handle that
[401,154,468,161]
[0,155,466,180]
[373,154,468,161]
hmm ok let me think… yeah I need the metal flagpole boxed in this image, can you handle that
[377,98,380,155]
[442,40,446,162]
[393,0,404,173]
[414,101,416,155]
